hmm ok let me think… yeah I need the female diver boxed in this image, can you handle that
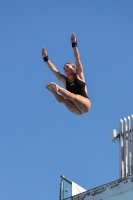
[42,33,91,115]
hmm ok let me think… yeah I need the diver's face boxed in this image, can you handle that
[63,64,75,75]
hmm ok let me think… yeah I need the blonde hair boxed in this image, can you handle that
[64,62,76,69]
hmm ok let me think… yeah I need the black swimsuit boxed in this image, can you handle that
[66,77,89,99]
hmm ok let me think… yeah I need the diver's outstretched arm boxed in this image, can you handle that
[42,47,66,85]
[71,33,85,80]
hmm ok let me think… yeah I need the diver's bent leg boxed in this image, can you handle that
[54,93,82,115]
[58,88,91,113]
[53,92,66,103]
[72,95,91,113]
[48,82,91,114]
[49,82,75,100]
[64,99,82,115]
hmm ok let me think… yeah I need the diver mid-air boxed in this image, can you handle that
[42,33,91,115]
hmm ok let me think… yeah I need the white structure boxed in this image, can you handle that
[60,175,86,200]
[65,175,133,200]
[60,115,133,200]
[111,115,133,178]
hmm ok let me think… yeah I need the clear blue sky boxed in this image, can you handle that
[0,0,133,199]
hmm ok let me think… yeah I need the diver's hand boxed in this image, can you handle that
[71,33,77,43]
[42,47,48,58]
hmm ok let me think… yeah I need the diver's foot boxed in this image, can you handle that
[49,82,59,93]
[46,84,55,94]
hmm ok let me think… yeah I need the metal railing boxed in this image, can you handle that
[59,175,72,200]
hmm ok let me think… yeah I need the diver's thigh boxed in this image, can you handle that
[72,95,91,113]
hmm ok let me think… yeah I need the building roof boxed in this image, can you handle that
[65,175,133,200]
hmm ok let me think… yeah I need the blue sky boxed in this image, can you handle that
[0,0,133,199]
